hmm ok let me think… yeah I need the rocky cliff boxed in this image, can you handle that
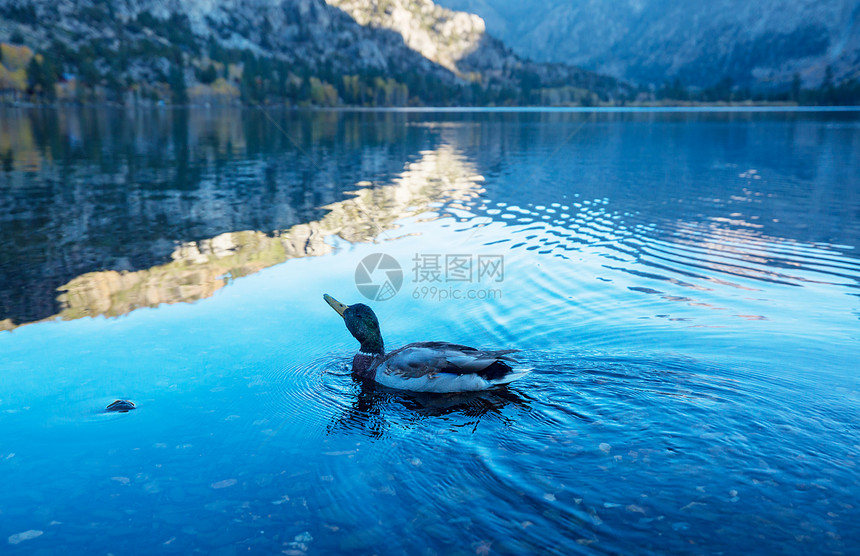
[327,0,486,76]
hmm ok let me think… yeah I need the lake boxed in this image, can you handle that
[1,107,859,554]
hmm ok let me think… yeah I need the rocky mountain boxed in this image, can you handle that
[437,0,860,89]
[0,0,628,105]
[328,0,487,76]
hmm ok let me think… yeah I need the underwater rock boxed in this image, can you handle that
[105,400,135,412]
[8,530,43,544]
[211,479,238,489]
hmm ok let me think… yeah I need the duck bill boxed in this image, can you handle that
[323,294,349,317]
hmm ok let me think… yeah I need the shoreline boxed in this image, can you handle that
[3,102,860,113]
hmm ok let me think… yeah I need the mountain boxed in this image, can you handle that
[436,0,860,90]
[0,0,629,106]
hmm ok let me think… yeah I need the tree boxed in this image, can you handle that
[669,78,688,101]
[703,76,733,102]
[821,65,835,105]
[26,56,43,94]
[240,54,261,103]
[105,73,124,102]
[790,73,801,103]
[198,64,217,85]
[79,57,100,87]
[168,63,188,104]
[39,55,58,100]
[309,77,337,106]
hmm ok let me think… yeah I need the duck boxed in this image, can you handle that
[323,294,531,393]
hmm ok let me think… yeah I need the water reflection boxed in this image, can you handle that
[50,145,484,327]
[428,111,860,328]
[0,108,485,330]
[4,109,859,333]
[3,108,859,343]
[327,380,531,438]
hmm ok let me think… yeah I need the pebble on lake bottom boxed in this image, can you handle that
[8,530,43,544]
[286,531,313,552]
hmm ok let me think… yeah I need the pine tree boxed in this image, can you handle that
[169,63,188,104]
[791,73,801,103]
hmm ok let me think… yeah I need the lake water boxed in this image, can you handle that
[1,107,859,554]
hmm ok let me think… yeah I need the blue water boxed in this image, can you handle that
[1,107,859,554]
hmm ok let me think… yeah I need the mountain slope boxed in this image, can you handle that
[326,0,623,96]
[437,0,860,89]
[0,0,629,105]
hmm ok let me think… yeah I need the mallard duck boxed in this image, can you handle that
[324,294,531,393]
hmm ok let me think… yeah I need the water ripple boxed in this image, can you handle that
[465,199,860,297]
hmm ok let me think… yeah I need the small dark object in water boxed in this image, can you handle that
[105,400,135,413]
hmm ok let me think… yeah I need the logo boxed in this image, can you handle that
[355,253,403,301]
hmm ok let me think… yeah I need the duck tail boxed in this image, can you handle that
[491,367,533,386]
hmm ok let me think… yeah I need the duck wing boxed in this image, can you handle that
[374,342,531,393]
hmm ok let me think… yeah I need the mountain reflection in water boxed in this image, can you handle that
[3,108,859,336]
[0,108,484,330]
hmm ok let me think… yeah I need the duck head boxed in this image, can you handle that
[324,294,384,355]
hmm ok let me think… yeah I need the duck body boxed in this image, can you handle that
[355,341,530,393]
[324,294,531,393]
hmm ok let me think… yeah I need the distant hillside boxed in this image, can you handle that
[438,0,860,91]
[0,0,629,106]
